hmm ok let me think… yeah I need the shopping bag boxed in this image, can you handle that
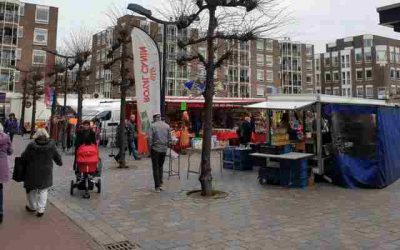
[12,156,26,182]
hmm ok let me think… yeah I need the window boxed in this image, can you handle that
[366,85,374,98]
[378,87,387,100]
[256,40,264,51]
[364,48,372,62]
[18,26,23,38]
[325,88,332,95]
[356,86,364,98]
[306,45,313,56]
[14,71,20,82]
[266,70,273,82]
[266,40,273,51]
[396,48,400,64]
[364,38,373,47]
[257,70,264,81]
[397,70,400,80]
[306,60,312,71]
[32,50,46,65]
[365,68,372,80]
[315,74,320,86]
[332,56,339,67]
[333,87,340,96]
[325,72,331,82]
[390,47,395,63]
[376,46,387,63]
[355,48,362,63]
[333,71,339,81]
[16,48,21,60]
[346,55,350,68]
[266,55,273,67]
[324,56,330,67]
[356,69,363,81]
[256,54,264,65]
[391,68,395,80]
[256,86,264,96]
[19,4,25,16]
[306,74,312,84]
[33,28,48,45]
[391,85,397,95]
[35,6,49,24]
[315,58,320,71]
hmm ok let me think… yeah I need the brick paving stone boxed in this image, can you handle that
[6,133,396,249]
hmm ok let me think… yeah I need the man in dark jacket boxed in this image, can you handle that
[239,116,252,145]
[148,113,171,192]
[21,128,62,217]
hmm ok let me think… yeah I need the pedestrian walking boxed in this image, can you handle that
[0,124,13,223]
[238,116,252,145]
[126,114,140,160]
[148,113,171,193]
[4,113,19,142]
[21,128,62,217]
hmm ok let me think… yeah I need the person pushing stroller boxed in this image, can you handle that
[72,120,100,198]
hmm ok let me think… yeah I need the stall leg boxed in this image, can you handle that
[186,151,191,179]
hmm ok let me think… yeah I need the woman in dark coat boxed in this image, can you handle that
[22,128,62,217]
[0,124,12,223]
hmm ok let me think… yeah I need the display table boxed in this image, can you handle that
[186,147,225,179]
[251,152,314,187]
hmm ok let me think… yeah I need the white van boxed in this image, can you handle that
[88,102,121,145]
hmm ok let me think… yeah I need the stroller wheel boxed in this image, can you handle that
[96,179,101,193]
[70,180,74,196]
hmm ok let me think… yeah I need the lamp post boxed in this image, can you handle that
[127,3,171,119]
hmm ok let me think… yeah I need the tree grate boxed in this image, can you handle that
[104,241,140,250]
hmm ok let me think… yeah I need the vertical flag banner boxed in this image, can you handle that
[131,27,161,153]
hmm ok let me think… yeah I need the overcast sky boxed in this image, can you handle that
[27,0,400,53]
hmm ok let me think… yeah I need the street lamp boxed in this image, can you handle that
[128,3,168,118]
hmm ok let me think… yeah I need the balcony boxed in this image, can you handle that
[0,12,18,23]
[0,59,15,68]
[0,35,17,46]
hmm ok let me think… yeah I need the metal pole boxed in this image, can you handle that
[62,57,68,151]
[161,23,167,118]
[316,102,322,174]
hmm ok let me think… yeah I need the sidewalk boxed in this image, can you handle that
[0,138,102,250]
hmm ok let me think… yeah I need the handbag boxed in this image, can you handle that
[12,156,26,182]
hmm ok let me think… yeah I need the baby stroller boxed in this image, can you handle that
[70,144,101,199]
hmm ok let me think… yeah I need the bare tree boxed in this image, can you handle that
[104,4,135,168]
[64,27,92,126]
[137,0,287,196]
[26,67,45,137]
[47,57,66,138]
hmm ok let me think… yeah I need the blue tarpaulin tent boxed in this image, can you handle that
[323,104,400,188]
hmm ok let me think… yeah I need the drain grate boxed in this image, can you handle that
[104,241,140,250]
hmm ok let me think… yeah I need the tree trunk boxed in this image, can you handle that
[20,78,27,134]
[118,42,128,168]
[30,82,37,138]
[76,64,84,127]
[199,7,217,196]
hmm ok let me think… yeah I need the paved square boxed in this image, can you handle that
[13,137,400,249]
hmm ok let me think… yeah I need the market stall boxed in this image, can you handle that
[246,94,400,189]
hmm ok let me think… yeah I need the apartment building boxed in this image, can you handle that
[90,15,314,99]
[0,0,58,93]
[320,34,400,99]
[279,39,315,94]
